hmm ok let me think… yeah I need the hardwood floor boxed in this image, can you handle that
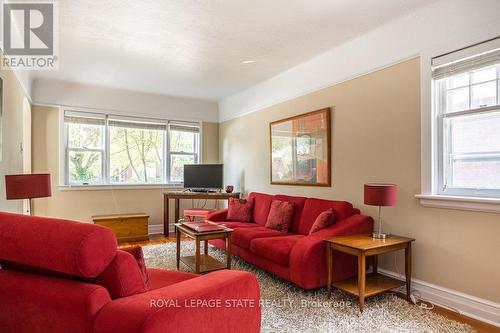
[118,234,175,248]
[430,305,500,333]
[121,235,499,333]
[393,293,500,333]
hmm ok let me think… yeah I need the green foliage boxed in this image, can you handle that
[68,123,103,183]
[110,127,163,183]
[69,151,101,183]
[68,123,197,184]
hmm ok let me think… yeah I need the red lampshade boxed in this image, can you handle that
[364,183,397,206]
[5,174,52,200]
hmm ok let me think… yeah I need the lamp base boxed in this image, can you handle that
[372,233,390,239]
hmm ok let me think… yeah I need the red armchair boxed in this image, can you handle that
[207,192,374,289]
[0,212,261,333]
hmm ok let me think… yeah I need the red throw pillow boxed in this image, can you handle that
[309,209,335,234]
[265,200,295,233]
[227,197,255,222]
[93,250,148,299]
[121,246,150,289]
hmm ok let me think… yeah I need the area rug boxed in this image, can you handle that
[142,242,473,333]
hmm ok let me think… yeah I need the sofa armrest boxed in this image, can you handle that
[0,269,112,333]
[303,213,373,239]
[206,208,228,222]
[289,214,374,289]
[93,270,261,333]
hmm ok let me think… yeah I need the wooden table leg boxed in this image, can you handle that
[358,252,366,312]
[204,240,208,255]
[163,195,169,237]
[405,243,412,301]
[226,234,232,270]
[326,243,332,299]
[373,255,378,274]
[176,226,180,270]
[174,198,180,225]
[195,237,200,273]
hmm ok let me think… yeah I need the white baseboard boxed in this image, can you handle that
[379,268,500,328]
[148,224,165,235]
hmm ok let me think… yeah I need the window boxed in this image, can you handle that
[433,44,500,198]
[168,123,200,182]
[109,117,166,184]
[65,112,105,184]
[63,110,200,185]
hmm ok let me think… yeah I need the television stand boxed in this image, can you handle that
[163,191,241,236]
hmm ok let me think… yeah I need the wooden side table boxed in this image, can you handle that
[175,223,233,274]
[325,234,415,312]
[164,192,241,236]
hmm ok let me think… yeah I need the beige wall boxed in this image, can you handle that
[219,58,500,303]
[202,122,220,164]
[0,57,31,213]
[32,79,219,122]
[31,104,220,231]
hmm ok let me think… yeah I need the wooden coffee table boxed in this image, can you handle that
[325,234,415,312]
[174,223,233,274]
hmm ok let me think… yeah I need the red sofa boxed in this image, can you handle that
[0,212,261,333]
[207,192,374,289]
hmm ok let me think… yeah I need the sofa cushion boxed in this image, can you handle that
[227,197,254,222]
[121,246,150,289]
[248,192,274,226]
[93,250,148,299]
[250,235,304,266]
[274,194,306,233]
[265,200,295,233]
[0,212,117,278]
[146,268,198,290]
[232,226,291,249]
[309,209,335,234]
[298,198,354,235]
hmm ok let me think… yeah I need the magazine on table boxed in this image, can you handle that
[182,221,226,232]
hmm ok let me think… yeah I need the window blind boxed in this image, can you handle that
[108,119,167,131]
[64,111,106,126]
[432,38,500,79]
[169,123,200,133]
[107,115,167,131]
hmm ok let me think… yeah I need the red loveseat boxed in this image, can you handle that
[207,192,374,289]
[0,212,261,333]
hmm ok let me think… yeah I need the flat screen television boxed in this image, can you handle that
[183,164,223,191]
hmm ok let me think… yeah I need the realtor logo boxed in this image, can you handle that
[1,1,59,70]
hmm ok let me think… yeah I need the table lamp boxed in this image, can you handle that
[5,173,52,215]
[364,183,397,239]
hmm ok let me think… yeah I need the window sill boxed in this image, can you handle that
[415,194,500,213]
[58,184,184,191]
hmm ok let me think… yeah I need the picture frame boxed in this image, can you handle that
[269,107,331,186]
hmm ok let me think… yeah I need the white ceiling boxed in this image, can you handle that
[30,0,437,101]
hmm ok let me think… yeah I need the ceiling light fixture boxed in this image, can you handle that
[241,60,256,64]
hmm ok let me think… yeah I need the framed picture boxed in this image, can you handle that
[270,107,331,186]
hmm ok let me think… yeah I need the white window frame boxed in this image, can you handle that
[107,115,168,185]
[416,37,500,212]
[167,122,200,184]
[435,65,500,198]
[63,111,106,185]
[60,108,201,187]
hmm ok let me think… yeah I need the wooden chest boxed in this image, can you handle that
[92,213,149,243]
